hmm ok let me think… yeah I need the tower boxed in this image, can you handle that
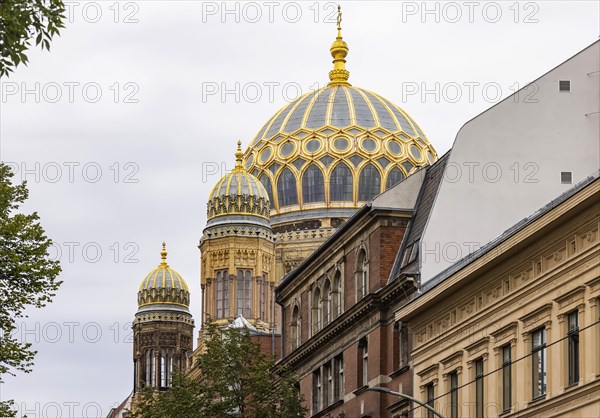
[132,243,194,397]
[200,142,276,331]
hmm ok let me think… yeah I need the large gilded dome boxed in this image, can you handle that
[243,15,437,225]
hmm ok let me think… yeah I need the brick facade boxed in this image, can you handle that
[276,207,416,418]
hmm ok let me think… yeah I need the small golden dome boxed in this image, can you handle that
[207,141,271,222]
[137,243,190,310]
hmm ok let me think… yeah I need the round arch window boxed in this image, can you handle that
[333,137,350,153]
[387,140,402,156]
[279,141,296,158]
[409,144,422,161]
[260,147,273,164]
[305,138,322,154]
[361,137,377,153]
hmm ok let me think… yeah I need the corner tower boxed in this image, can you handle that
[200,142,276,331]
[132,243,194,396]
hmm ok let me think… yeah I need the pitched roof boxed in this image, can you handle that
[388,152,450,282]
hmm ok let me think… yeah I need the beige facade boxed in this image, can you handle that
[200,233,276,330]
[395,178,600,417]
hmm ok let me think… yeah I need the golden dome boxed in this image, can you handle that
[207,141,270,223]
[243,7,438,222]
[137,243,190,311]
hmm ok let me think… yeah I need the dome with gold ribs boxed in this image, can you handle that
[207,141,270,226]
[243,6,438,224]
[137,243,190,313]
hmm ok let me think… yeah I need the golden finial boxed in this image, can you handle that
[160,242,168,266]
[328,4,350,86]
[234,140,244,171]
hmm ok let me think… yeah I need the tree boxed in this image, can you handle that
[0,163,62,416]
[0,0,66,77]
[132,321,307,418]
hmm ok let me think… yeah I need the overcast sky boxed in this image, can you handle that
[1,1,598,416]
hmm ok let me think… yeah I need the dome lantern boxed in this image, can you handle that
[328,5,350,86]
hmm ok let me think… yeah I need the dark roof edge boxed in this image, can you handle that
[388,151,452,284]
[397,170,600,314]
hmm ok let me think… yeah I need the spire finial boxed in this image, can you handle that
[160,242,168,266]
[328,3,350,86]
[234,140,244,170]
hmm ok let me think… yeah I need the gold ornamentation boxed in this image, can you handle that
[137,243,190,308]
[328,5,350,86]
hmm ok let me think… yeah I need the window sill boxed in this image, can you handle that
[529,394,546,405]
[310,400,343,418]
[353,385,369,396]
[389,365,410,378]
[564,382,579,392]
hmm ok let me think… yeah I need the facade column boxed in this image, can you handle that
[587,297,599,381]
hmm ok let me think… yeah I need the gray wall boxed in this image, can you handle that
[420,41,600,282]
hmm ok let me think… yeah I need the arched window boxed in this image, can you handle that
[291,305,300,349]
[216,269,229,319]
[302,164,325,203]
[356,249,368,299]
[322,279,332,326]
[259,174,274,208]
[332,271,342,318]
[277,168,298,207]
[237,269,252,317]
[329,162,353,201]
[358,163,381,201]
[159,349,174,388]
[386,167,405,190]
[145,349,155,387]
[160,349,166,388]
[312,287,321,334]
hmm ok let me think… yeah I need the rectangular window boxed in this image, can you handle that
[324,362,333,406]
[559,80,571,91]
[568,311,580,385]
[334,354,344,401]
[236,269,252,317]
[393,322,409,370]
[426,383,434,418]
[361,340,368,387]
[357,338,368,388]
[216,271,223,318]
[260,273,268,320]
[532,328,547,399]
[449,371,458,418]
[502,345,512,412]
[561,171,573,184]
[312,369,322,413]
[475,359,484,418]
[160,351,166,387]
[216,270,229,318]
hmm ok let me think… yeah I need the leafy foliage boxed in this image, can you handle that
[0,163,62,415]
[0,0,66,77]
[132,321,307,418]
